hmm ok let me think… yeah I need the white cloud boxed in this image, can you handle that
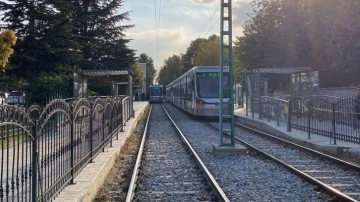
[127,27,193,70]
[193,0,217,4]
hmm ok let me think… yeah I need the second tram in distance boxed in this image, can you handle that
[166,66,231,117]
[149,84,164,103]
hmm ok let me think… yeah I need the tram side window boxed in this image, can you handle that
[186,79,193,99]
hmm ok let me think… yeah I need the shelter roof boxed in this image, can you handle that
[248,67,311,74]
[76,70,128,77]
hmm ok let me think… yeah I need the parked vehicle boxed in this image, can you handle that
[7,91,25,105]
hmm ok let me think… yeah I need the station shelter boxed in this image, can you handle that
[246,67,319,112]
[74,69,133,98]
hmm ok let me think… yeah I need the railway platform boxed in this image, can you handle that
[234,107,360,157]
[54,101,149,202]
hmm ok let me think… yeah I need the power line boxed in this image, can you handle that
[154,0,158,66]
[198,0,236,39]
[154,0,161,68]
[157,0,161,67]
[204,16,220,38]
[197,6,219,39]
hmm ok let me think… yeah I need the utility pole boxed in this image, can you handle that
[219,0,235,147]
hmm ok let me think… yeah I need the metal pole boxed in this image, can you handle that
[31,123,37,202]
[219,0,235,146]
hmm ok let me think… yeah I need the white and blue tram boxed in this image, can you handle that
[166,66,231,117]
[149,85,164,103]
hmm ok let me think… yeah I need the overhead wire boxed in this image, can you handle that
[158,0,161,68]
[154,0,158,67]
[154,0,161,68]
[197,6,219,39]
[199,0,236,39]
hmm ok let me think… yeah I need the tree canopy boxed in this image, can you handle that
[0,30,17,71]
[157,35,240,88]
[235,0,360,88]
[0,0,135,103]
[138,53,156,93]
[158,0,360,89]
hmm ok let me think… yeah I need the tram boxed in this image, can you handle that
[166,66,231,117]
[149,85,164,103]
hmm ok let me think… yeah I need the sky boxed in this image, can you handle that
[121,0,253,71]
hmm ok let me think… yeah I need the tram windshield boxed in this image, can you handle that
[150,86,163,96]
[196,72,230,98]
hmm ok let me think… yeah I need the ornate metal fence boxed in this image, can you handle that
[0,96,133,201]
[257,95,360,145]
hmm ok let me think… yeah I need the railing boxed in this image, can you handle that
[0,96,134,201]
[258,96,289,129]
[255,95,360,145]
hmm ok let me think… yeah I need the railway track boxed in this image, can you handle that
[207,120,360,201]
[163,102,335,201]
[125,104,228,202]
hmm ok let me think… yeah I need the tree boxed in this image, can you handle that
[181,38,207,72]
[138,53,156,92]
[130,63,144,87]
[0,30,17,71]
[157,55,179,87]
[234,0,312,90]
[0,0,135,102]
[193,35,220,66]
[72,0,135,71]
[158,35,223,87]
[307,0,360,87]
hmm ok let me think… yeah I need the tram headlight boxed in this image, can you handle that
[196,99,204,105]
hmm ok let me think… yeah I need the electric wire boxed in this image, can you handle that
[154,0,158,67]
[200,0,236,39]
[154,0,161,68]
[197,6,219,39]
[157,0,161,68]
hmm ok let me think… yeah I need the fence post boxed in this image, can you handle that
[102,107,105,152]
[276,101,280,126]
[259,97,262,120]
[245,90,248,117]
[70,106,75,184]
[287,99,291,132]
[31,123,37,202]
[251,93,254,118]
[332,102,337,145]
[120,101,124,132]
[267,97,270,122]
[307,100,311,139]
[109,104,113,148]
[90,102,94,163]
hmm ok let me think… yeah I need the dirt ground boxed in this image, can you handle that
[93,109,148,201]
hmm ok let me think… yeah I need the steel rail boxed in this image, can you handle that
[125,105,152,202]
[206,122,358,202]
[237,122,360,172]
[161,105,230,202]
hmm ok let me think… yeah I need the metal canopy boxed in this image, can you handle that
[74,69,131,97]
[249,67,311,74]
[77,70,128,77]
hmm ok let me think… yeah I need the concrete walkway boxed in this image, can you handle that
[54,101,149,202]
